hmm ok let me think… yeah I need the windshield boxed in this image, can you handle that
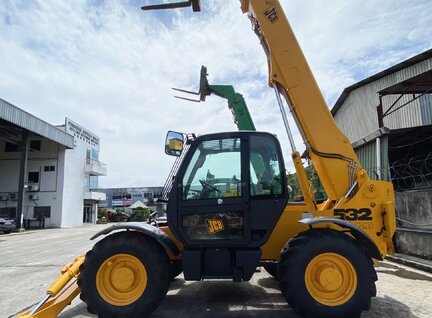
[182,138,242,200]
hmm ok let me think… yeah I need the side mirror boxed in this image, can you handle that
[165,131,184,157]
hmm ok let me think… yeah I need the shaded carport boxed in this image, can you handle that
[374,71,432,259]
[377,70,432,127]
[374,70,432,191]
[0,98,74,229]
[387,125,432,191]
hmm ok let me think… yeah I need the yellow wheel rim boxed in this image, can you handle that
[305,253,357,306]
[96,254,147,306]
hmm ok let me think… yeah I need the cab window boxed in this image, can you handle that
[182,138,242,200]
[250,135,283,197]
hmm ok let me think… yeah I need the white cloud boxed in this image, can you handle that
[0,0,430,187]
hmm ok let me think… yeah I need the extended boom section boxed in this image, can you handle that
[242,0,362,200]
[241,0,396,254]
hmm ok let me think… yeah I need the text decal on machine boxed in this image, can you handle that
[333,208,373,221]
[206,219,225,234]
[263,6,278,23]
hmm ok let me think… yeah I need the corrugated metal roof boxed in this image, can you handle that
[0,98,74,148]
[379,70,432,95]
[333,55,432,141]
[332,48,432,116]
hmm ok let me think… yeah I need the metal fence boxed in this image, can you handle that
[363,152,432,191]
[391,153,432,191]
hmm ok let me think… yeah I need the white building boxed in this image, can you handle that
[0,98,106,228]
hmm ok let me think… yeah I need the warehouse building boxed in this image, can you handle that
[332,49,432,259]
[0,98,107,229]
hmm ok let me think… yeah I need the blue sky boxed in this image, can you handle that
[0,0,431,187]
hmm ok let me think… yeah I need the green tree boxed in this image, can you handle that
[286,164,326,201]
[130,207,151,221]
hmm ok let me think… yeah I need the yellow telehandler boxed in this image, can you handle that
[19,1,396,317]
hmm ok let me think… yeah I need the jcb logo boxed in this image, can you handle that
[263,6,278,23]
[206,219,224,234]
[333,208,373,221]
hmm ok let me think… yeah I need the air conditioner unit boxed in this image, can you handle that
[29,194,39,201]
[9,193,18,200]
[27,184,40,192]
[0,194,8,201]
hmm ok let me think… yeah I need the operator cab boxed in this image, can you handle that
[165,131,288,281]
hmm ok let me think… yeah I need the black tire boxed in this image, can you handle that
[278,229,377,318]
[170,260,183,279]
[3,230,11,234]
[263,263,278,279]
[78,231,171,318]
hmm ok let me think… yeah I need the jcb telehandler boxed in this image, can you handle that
[19,1,396,318]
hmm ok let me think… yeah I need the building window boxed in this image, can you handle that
[28,172,40,183]
[86,148,100,163]
[0,207,17,219]
[30,140,41,151]
[34,206,51,219]
[112,194,131,200]
[44,166,56,172]
[89,175,98,189]
[4,141,41,152]
[86,149,91,164]
[5,142,18,152]
[91,148,99,160]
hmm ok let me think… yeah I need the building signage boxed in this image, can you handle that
[66,118,100,148]
[112,200,123,206]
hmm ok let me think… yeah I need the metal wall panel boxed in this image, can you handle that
[0,98,74,148]
[355,136,389,181]
[334,58,432,142]
[420,94,432,125]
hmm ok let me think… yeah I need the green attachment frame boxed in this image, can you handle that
[173,66,256,131]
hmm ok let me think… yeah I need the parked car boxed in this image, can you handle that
[0,217,16,234]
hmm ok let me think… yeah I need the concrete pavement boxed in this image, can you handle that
[1,225,431,318]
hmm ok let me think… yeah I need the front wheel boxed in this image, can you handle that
[78,231,171,318]
[278,229,377,318]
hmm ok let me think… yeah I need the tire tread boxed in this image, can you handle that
[78,231,171,318]
[278,229,377,318]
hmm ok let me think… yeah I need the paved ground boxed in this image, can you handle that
[1,225,431,318]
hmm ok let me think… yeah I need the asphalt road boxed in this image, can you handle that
[1,225,431,318]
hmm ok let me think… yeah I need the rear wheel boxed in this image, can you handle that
[78,231,171,318]
[278,229,377,318]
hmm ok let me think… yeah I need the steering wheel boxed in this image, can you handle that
[199,179,221,194]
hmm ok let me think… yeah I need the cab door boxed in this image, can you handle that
[248,133,288,246]
[173,132,287,247]
[176,134,249,246]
